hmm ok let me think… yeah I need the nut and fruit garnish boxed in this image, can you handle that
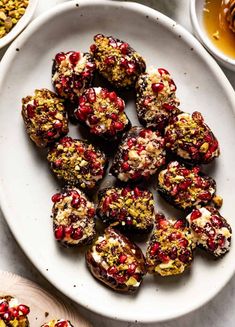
[0,0,29,38]
[90,34,146,89]
[51,187,96,247]
[47,136,107,190]
[74,87,131,140]
[97,186,154,232]
[0,296,30,327]
[136,67,180,130]
[186,206,232,257]
[52,51,96,103]
[146,214,194,276]
[164,112,220,164]
[158,161,216,210]
[86,227,146,293]
[41,320,74,327]
[22,89,69,148]
[110,127,166,182]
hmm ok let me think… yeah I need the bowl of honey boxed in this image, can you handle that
[190,0,235,70]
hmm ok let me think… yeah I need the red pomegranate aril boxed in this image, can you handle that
[116,274,126,284]
[134,187,141,197]
[169,232,182,241]
[174,220,185,229]
[127,263,136,275]
[190,209,202,221]
[71,197,80,208]
[55,321,68,327]
[54,120,63,129]
[109,39,118,48]
[104,56,115,65]
[88,207,95,217]
[217,234,225,247]
[90,44,97,53]
[179,250,191,263]
[18,304,30,315]
[0,302,8,313]
[198,192,212,201]
[170,80,177,91]
[87,89,96,103]
[158,68,169,75]
[120,57,128,67]
[107,266,118,275]
[109,91,117,101]
[96,240,107,252]
[110,113,118,121]
[169,247,178,260]
[54,226,65,240]
[119,254,127,264]
[71,228,83,240]
[121,188,129,196]
[47,131,55,137]
[89,115,99,125]
[151,82,164,93]
[211,215,223,228]
[192,166,200,174]
[122,162,130,171]
[120,42,129,54]
[150,242,160,256]
[114,122,124,130]
[69,52,80,65]
[55,53,66,63]
[179,239,189,247]
[3,312,11,321]
[116,97,124,111]
[179,180,192,190]
[79,105,93,115]
[54,159,62,167]
[158,218,168,229]
[26,104,35,118]
[51,193,62,203]
[162,103,175,111]
[158,251,170,263]
[103,197,111,210]
[207,238,218,251]
[9,308,19,318]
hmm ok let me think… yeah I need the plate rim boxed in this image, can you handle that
[0,0,235,323]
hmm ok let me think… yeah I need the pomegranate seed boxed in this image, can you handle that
[181,168,190,176]
[26,104,35,118]
[90,44,97,53]
[55,321,69,327]
[0,301,8,313]
[158,251,170,263]
[158,68,169,75]
[79,95,86,105]
[89,115,99,125]
[134,187,141,197]
[132,171,141,180]
[120,42,129,54]
[179,250,191,263]
[169,232,182,241]
[114,121,124,130]
[3,312,11,321]
[169,246,178,260]
[193,166,200,174]
[71,228,83,240]
[54,120,63,129]
[54,159,62,168]
[217,234,225,247]
[109,38,117,48]
[158,218,168,229]
[190,209,202,221]
[103,196,111,210]
[71,197,80,208]
[174,220,185,229]
[110,113,118,121]
[69,52,80,65]
[51,193,62,203]
[171,185,179,196]
[198,191,212,201]
[116,274,126,284]
[162,103,175,111]
[9,308,19,318]
[150,242,160,256]
[96,240,107,252]
[121,188,129,196]
[139,129,152,137]
[104,56,115,65]
[100,88,109,99]
[126,62,136,74]
[122,162,130,171]
[207,238,218,251]
[79,105,93,115]
[86,88,96,103]
[18,304,30,315]
[179,180,192,190]
[152,82,164,93]
[84,150,96,160]
[169,79,177,91]
[107,266,118,275]
[127,263,136,275]
[47,131,55,137]
[179,239,189,247]
[211,215,223,228]
[55,53,66,63]
[69,214,79,223]
[54,226,65,240]
[209,140,219,153]
[88,207,95,217]
[109,91,117,101]
[119,254,127,263]
[64,226,73,235]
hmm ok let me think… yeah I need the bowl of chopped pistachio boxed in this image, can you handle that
[0,0,38,49]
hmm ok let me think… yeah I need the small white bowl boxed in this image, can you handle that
[190,0,235,71]
[0,0,39,49]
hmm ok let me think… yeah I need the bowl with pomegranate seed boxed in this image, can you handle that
[74,87,131,140]
[90,33,146,89]
[136,67,181,131]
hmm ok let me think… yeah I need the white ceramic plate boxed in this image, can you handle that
[0,270,92,327]
[0,0,39,49]
[0,0,235,323]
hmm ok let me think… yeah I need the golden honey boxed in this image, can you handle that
[203,0,235,59]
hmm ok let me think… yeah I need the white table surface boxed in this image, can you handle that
[1,0,235,326]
